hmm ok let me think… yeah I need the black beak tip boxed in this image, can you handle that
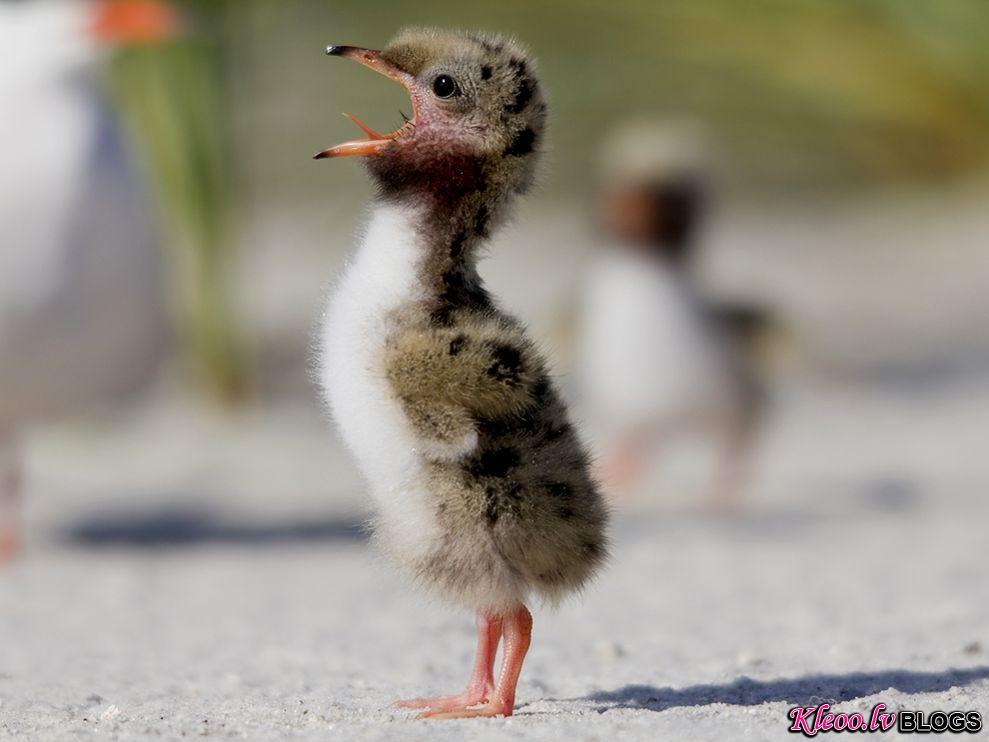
[313,151,327,160]
[325,45,347,56]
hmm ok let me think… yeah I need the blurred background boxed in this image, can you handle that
[2,0,989,736]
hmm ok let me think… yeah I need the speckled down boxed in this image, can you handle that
[318,28,607,616]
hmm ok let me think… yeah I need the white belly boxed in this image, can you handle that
[317,203,439,554]
[579,249,732,432]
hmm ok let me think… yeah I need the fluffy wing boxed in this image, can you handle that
[384,320,542,460]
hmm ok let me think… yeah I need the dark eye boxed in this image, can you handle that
[432,74,459,99]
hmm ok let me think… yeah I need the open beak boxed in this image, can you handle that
[314,46,417,160]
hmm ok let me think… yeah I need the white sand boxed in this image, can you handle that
[3,381,989,740]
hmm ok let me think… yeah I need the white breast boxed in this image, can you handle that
[579,248,732,432]
[318,203,439,553]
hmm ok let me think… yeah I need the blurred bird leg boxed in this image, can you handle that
[395,612,502,713]
[418,606,531,719]
[600,428,661,497]
[707,417,754,513]
[0,436,21,562]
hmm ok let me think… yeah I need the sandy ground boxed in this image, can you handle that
[3,379,989,740]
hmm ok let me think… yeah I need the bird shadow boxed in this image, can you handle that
[558,666,989,713]
[63,504,367,549]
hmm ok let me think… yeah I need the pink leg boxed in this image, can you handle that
[706,420,752,515]
[419,605,532,719]
[394,612,502,712]
[600,427,662,499]
[0,438,20,563]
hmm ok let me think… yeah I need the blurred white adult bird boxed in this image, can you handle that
[0,0,169,558]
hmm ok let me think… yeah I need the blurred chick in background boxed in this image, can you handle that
[0,0,173,559]
[578,121,768,507]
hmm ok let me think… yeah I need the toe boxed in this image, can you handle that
[394,698,432,709]
[395,693,486,713]
[418,702,511,720]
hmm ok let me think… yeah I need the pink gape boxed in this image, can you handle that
[396,607,532,719]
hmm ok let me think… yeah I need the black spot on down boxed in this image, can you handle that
[449,230,467,258]
[487,344,523,381]
[504,127,537,157]
[470,447,521,478]
[548,482,574,500]
[434,267,492,324]
[473,205,490,238]
[506,77,534,114]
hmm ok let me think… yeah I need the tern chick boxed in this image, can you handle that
[316,28,608,719]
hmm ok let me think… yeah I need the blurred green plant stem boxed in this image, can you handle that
[103,4,245,402]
